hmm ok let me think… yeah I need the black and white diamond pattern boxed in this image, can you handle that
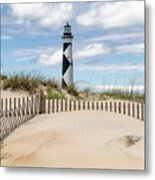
[62,43,73,87]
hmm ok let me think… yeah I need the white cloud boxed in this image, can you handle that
[76,1,144,29]
[87,32,144,43]
[8,46,54,62]
[1,34,13,40]
[37,49,62,65]
[115,43,144,54]
[75,43,111,59]
[10,3,73,29]
[35,42,144,66]
[36,43,110,65]
[74,42,144,64]
[77,63,144,73]
[6,41,144,66]
[7,46,62,65]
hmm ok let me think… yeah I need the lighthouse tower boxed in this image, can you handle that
[61,22,73,88]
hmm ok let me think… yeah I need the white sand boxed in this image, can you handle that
[1,111,144,169]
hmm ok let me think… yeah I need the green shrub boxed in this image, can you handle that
[46,90,65,99]
[0,75,8,80]
[45,79,59,90]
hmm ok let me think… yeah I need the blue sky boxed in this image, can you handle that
[1,1,144,92]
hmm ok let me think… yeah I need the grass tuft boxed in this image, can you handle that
[3,72,45,94]
[46,90,65,99]
[0,75,8,80]
[81,87,92,97]
[45,79,59,91]
[65,85,79,97]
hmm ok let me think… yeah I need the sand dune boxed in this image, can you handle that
[1,110,144,169]
[1,90,29,99]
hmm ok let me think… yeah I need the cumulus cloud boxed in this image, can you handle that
[35,42,143,66]
[74,42,144,61]
[7,45,62,65]
[36,43,110,65]
[76,1,144,29]
[10,3,73,29]
[8,46,54,62]
[75,43,111,59]
[37,49,62,65]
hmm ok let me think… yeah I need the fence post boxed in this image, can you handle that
[48,99,50,114]
[9,98,12,117]
[132,103,135,118]
[110,101,112,112]
[69,99,72,111]
[22,97,25,116]
[18,98,21,116]
[65,99,67,111]
[123,102,126,115]
[73,100,76,111]
[35,95,40,114]
[114,102,117,113]
[31,96,34,115]
[52,99,54,113]
[14,98,16,117]
[137,103,139,119]
[1,99,3,117]
[5,99,8,117]
[105,102,108,111]
[56,99,59,112]
[39,89,45,114]
[141,103,144,121]
[61,99,63,112]
[78,100,81,110]
[128,103,130,116]
[83,100,85,110]
[118,102,121,114]
[101,102,103,111]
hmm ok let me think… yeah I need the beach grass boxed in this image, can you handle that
[46,90,65,99]
[45,79,59,90]
[99,89,144,103]
[1,72,144,102]
[65,85,79,97]
[2,72,45,94]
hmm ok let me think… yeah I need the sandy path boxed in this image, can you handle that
[1,111,144,169]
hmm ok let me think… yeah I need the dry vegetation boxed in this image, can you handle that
[1,73,144,103]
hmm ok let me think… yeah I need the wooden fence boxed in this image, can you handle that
[0,92,145,140]
[40,99,145,121]
[0,95,40,140]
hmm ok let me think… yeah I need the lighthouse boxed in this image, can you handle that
[61,22,73,88]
